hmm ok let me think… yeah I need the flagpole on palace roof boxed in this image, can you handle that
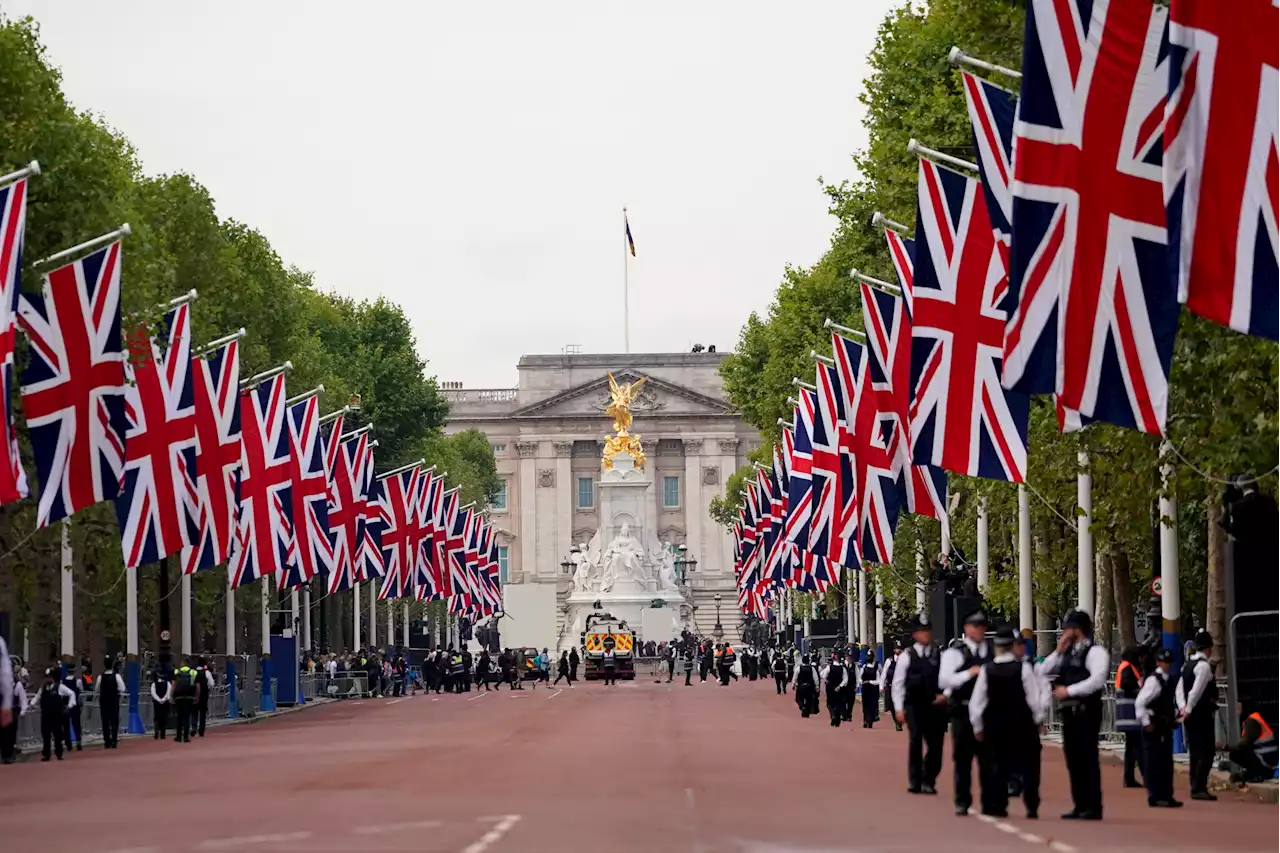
[623,206,630,354]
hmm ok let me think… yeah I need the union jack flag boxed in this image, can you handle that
[782,390,816,576]
[0,177,29,506]
[760,436,794,588]
[1166,0,1278,341]
[486,529,502,614]
[861,275,948,521]
[832,330,897,566]
[18,242,128,527]
[419,472,447,598]
[360,469,385,582]
[446,505,474,614]
[434,487,460,601]
[808,364,844,568]
[376,465,422,600]
[115,304,199,567]
[912,158,1030,481]
[1010,0,1179,435]
[229,374,294,587]
[182,340,241,575]
[325,431,369,593]
[279,397,333,589]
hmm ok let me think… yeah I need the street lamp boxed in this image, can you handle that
[560,545,579,575]
[674,543,697,589]
[713,593,724,640]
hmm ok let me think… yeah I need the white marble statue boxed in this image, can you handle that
[571,545,593,593]
[600,523,646,591]
[655,541,680,591]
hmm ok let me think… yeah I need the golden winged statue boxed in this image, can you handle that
[602,372,648,469]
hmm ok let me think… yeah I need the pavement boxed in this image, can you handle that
[1,677,1275,853]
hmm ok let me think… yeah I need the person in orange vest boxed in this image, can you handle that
[1114,645,1145,788]
[1228,695,1277,785]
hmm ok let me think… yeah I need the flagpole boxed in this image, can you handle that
[623,206,630,354]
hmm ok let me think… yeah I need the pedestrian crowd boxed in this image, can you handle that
[776,608,1276,822]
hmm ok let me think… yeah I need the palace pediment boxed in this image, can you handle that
[508,370,735,421]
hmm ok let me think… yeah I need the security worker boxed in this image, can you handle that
[195,657,214,737]
[969,625,1047,818]
[1134,647,1182,808]
[940,610,993,816]
[682,647,695,686]
[1176,630,1218,801]
[36,668,76,761]
[60,666,84,752]
[772,649,789,695]
[891,614,946,795]
[821,652,849,727]
[1042,609,1109,820]
[151,668,173,739]
[1114,646,1145,788]
[719,643,738,685]
[449,649,466,693]
[859,650,879,728]
[601,646,618,686]
[1229,695,1277,784]
[461,646,474,692]
[792,653,819,718]
[97,655,126,749]
[882,642,903,731]
[173,657,200,743]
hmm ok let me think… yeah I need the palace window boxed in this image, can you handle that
[497,546,509,584]
[577,477,594,509]
[490,480,508,511]
[663,476,680,508]
[491,443,507,455]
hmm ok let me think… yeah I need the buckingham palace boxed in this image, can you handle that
[442,350,760,650]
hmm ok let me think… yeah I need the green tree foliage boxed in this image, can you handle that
[715,0,1277,631]
[0,15,493,661]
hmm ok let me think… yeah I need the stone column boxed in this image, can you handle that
[712,438,741,578]
[516,440,539,580]
[681,438,705,574]
[640,438,660,540]
[554,441,574,574]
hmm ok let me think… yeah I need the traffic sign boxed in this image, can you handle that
[1151,578,1162,597]
[160,629,171,642]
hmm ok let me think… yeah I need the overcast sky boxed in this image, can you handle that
[10,1,897,387]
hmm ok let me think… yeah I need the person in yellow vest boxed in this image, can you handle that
[172,657,202,743]
[1229,695,1277,785]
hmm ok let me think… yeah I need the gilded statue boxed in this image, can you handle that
[602,372,648,469]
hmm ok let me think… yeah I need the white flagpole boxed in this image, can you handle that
[369,580,377,648]
[301,585,311,652]
[353,581,362,651]
[623,206,630,354]
[1018,485,1033,631]
[60,521,73,666]
[403,602,410,647]
[387,606,394,650]
[1077,451,1094,614]
[915,539,926,613]
[181,574,192,655]
[977,496,989,593]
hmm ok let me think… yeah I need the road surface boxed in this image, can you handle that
[1,676,1273,852]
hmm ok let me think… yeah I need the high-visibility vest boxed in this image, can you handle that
[1114,659,1141,690]
[1245,712,1277,766]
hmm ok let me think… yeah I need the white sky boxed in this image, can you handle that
[9,1,896,387]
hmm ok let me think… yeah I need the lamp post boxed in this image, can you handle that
[560,544,578,577]
[713,593,724,640]
[674,544,698,592]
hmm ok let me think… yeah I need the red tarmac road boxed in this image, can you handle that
[1,678,1274,853]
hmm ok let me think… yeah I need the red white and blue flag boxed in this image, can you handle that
[1010,0,1179,435]
[1166,0,1278,341]
[808,364,844,570]
[18,242,128,527]
[761,430,795,585]
[376,465,423,600]
[360,465,385,582]
[414,472,444,599]
[280,396,333,589]
[0,177,29,506]
[183,339,241,575]
[446,504,473,614]
[115,304,199,567]
[912,158,1029,481]
[229,374,293,587]
[782,391,816,579]
[326,431,369,593]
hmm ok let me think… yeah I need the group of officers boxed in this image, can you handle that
[783,608,1272,820]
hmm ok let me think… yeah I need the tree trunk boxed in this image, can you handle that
[1112,547,1137,649]
[1206,498,1228,670]
[1095,549,1114,652]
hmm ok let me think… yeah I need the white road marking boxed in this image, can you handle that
[548,689,563,699]
[467,692,488,702]
[102,847,160,853]
[1049,843,1077,853]
[386,698,405,705]
[464,815,521,853]
[353,820,441,834]
[1019,833,1044,844]
[995,822,1019,834]
[199,831,311,849]
[975,814,998,824]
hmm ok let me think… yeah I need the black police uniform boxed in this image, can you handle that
[825,660,847,727]
[1055,641,1105,817]
[1141,667,1180,806]
[772,654,788,695]
[38,681,70,760]
[61,672,83,751]
[1180,654,1218,797]
[980,658,1040,817]
[196,665,213,736]
[173,665,198,742]
[794,661,819,717]
[902,643,945,793]
[947,639,993,813]
[859,660,880,728]
[99,665,121,748]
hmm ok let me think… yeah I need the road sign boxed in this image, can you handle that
[160,629,171,642]
[1151,578,1162,597]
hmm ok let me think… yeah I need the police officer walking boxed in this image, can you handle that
[1177,630,1218,801]
[772,650,788,694]
[891,614,946,795]
[940,611,993,816]
[859,650,879,728]
[35,668,76,761]
[61,665,84,752]
[969,625,1048,818]
[792,653,819,718]
[195,657,214,737]
[173,657,200,743]
[682,646,695,686]
[881,642,903,731]
[821,652,849,727]
[1135,647,1182,808]
[1042,609,1109,820]
[97,655,126,749]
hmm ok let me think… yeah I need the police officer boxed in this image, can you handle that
[682,646,695,686]
[97,655,126,749]
[462,646,474,692]
[881,642,903,731]
[36,668,76,761]
[821,652,849,727]
[173,657,200,743]
[1042,609,1109,820]
[772,649,788,695]
[969,625,1048,818]
[891,614,946,795]
[859,650,879,728]
[1177,630,1218,801]
[61,665,84,752]
[940,610,993,816]
[194,657,214,737]
[449,648,466,693]
[1135,647,1182,808]
[151,668,173,740]
[792,653,819,718]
